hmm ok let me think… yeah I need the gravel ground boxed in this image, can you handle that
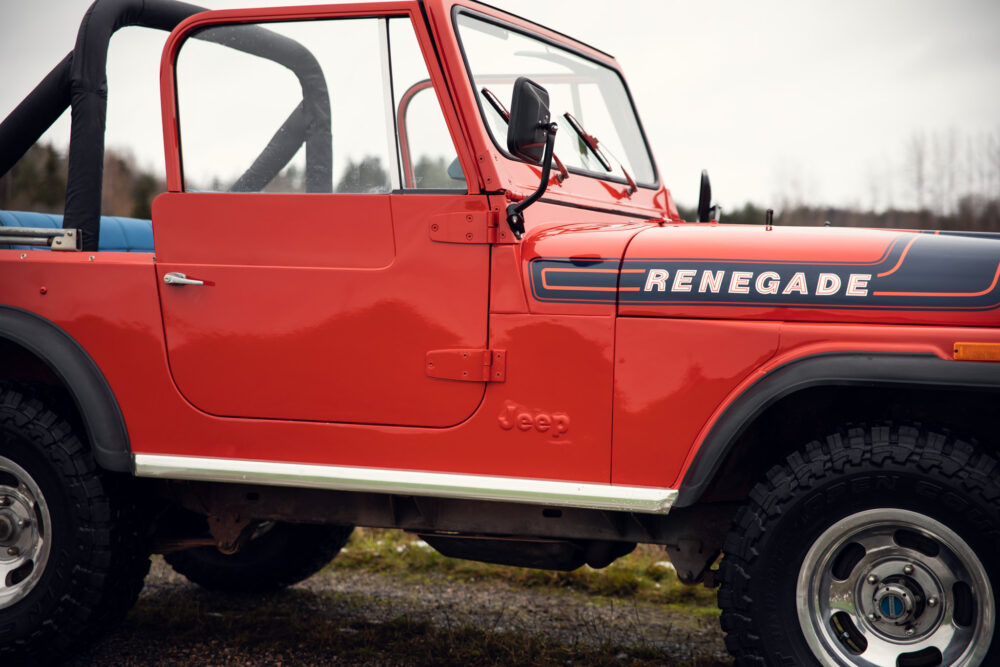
[68,557,733,666]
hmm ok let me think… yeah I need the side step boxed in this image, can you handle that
[133,454,678,514]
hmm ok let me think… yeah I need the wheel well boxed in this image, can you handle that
[0,306,131,472]
[697,384,1000,504]
[0,337,86,438]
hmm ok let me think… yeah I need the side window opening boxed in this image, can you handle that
[387,19,466,191]
[174,16,466,195]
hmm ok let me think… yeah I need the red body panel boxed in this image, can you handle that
[3,0,998,498]
[154,192,491,426]
[669,322,1000,489]
[0,252,176,448]
[154,193,396,268]
[0,252,614,482]
[611,318,779,487]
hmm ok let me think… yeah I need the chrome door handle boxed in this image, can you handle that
[163,272,204,287]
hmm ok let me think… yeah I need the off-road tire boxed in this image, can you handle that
[165,522,353,593]
[718,422,999,666]
[0,386,150,664]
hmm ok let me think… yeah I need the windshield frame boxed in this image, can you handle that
[451,6,660,190]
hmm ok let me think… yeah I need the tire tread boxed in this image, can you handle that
[0,385,150,664]
[717,421,1000,665]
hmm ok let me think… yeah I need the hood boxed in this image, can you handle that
[526,222,1000,326]
[521,219,651,315]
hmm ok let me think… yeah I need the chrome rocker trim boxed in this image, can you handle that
[133,454,677,514]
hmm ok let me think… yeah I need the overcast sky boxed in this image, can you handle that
[2,0,999,212]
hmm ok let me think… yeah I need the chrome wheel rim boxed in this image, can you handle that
[0,455,52,609]
[797,508,994,667]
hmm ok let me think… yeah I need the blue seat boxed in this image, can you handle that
[0,210,154,252]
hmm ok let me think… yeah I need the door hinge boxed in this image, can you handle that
[426,349,506,382]
[428,211,514,245]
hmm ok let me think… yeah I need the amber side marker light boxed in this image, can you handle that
[953,342,1000,362]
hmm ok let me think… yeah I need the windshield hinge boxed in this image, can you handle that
[429,211,491,244]
[426,349,506,382]
[429,210,515,245]
[0,227,79,251]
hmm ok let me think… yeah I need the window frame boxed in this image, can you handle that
[160,2,479,196]
[450,6,660,191]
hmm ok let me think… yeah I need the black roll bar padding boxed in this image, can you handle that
[66,0,334,249]
[0,0,333,251]
[66,0,209,251]
[230,102,307,193]
[193,23,332,195]
[0,54,74,179]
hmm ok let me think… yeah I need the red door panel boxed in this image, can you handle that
[153,192,490,426]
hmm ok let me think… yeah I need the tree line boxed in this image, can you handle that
[2,141,998,232]
[0,143,164,220]
[677,198,1000,232]
[0,144,457,213]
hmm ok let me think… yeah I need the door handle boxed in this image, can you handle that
[163,272,205,287]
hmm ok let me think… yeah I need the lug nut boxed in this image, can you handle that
[6,546,18,556]
[905,625,915,636]
[868,612,879,621]
[0,496,9,506]
[928,596,939,607]
[903,564,914,575]
[18,518,29,528]
[867,574,879,584]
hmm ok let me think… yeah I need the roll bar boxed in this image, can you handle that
[0,0,332,251]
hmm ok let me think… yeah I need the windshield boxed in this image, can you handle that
[454,12,656,187]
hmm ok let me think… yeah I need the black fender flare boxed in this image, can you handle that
[0,306,130,472]
[675,351,1000,507]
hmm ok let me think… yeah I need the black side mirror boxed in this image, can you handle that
[504,78,558,239]
[446,157,464,181]
[697,169,712,222]
[507,77,551,164]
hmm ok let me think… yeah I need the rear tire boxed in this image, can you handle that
[165,522,353,593]
[718,423,998,666]
[0,386,149,664]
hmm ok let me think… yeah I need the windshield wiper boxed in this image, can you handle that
[562,112,636,196]
[482,87,569,183]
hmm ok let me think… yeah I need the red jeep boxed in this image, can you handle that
[1,1,997,664]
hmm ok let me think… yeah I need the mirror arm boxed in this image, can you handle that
[506,122,558,240]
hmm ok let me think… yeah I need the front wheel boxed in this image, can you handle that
[719,423,998,666]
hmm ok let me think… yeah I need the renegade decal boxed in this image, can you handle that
[635,267,872,299]
[529,232,1000,311]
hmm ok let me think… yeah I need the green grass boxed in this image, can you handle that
[331,529,720,612]
[70,532,729,665]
